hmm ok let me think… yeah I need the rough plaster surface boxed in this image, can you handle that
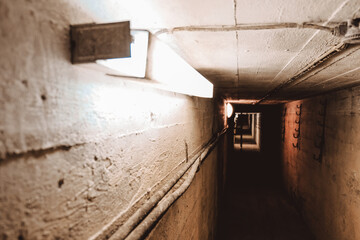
[145,148,221,240]
[0,0,220,239]
[281,86,360,240]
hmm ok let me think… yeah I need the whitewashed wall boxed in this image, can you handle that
[0,1,218,239]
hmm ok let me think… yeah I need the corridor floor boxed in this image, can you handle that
[218,150,315,240]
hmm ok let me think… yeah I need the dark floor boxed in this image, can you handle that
[218,150,315,240]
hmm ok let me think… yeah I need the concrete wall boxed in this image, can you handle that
[0,1,222,239]
[146,145,224,240]
[281,86,360,240]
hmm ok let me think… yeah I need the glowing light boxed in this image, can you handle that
[227,99,258,105]
[96,30,149,78]
[147,35,213,98]
[94,30,213,98]
[226,103,233,118]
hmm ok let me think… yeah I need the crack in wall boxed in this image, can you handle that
[232,0,238,25]
[0,145,74,163]
[0,122,188,163]
[233,0,240,88]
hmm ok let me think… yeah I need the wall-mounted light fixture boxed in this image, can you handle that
[71,21,132,63]
[96,30,149,78]
[226,103,233,118]
[71,21,213,98]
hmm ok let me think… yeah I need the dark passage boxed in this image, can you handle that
[218,105,315,240]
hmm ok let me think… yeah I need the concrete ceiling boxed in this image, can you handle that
[81,0,360,103]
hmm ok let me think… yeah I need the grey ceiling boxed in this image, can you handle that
[81,0,360,103]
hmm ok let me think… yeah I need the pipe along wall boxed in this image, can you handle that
[1,1,360,239]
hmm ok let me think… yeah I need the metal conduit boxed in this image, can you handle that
[91,128,227,240]
[256,43,349,104]
[155,22,335,35]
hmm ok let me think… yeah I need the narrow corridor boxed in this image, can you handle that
[218,106,315,240]
[219,151,315,240]
[2,1,360,239]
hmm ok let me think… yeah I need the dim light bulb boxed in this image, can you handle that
[226,103,233,118]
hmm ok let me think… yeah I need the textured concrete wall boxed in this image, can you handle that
[0,1,219,239]
[145,146,223,240]
[281,86,360,240]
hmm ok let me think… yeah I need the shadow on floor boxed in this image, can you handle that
[218,150,315,240]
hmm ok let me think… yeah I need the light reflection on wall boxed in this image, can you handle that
[96,87,183,118]
[81,81,186,136]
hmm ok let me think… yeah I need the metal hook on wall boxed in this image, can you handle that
[292,142,299,149]
[295,104,302,116]
[293,133,300,138]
